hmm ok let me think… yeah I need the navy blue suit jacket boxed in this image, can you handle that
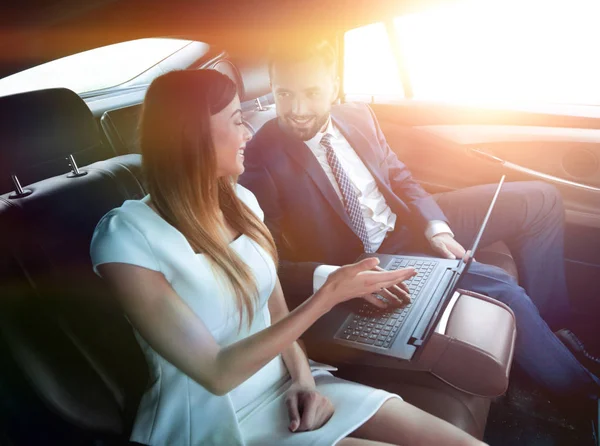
[239,102,447,303]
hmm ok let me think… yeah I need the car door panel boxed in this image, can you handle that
[420,126,600,189]
[370,101,600,315]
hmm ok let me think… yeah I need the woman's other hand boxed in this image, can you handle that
[285,382,335,432]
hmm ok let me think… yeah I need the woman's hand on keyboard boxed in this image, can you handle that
[317,257,417,312]
[373,265,412,308]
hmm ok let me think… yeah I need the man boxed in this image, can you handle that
[239,40,599,398]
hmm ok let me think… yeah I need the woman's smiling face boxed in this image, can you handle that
[210,94,252,178]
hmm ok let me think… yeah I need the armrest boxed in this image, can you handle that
[305,289,517,398]
[416,289,517,397]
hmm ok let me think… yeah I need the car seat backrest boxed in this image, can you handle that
[100,63,246,156]
[0,88,148,438]
[211,58,245,98]
[0,88,116,195]
[100,104,143,155]
[236,59,277,134]
[237,58,270,103]
[100,62,275,158]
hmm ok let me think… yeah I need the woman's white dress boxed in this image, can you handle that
[90,184,399,446]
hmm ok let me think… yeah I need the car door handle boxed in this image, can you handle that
[469,148,600,192]
[469,148,505,165]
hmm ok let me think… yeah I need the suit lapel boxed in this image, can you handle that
[331,113,389,187]
[331,110,410,220]
[276,124,353,230]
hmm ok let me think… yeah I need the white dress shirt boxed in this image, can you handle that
[305,119,397,252]
[308,118,453,292]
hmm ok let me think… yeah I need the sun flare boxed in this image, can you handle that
[345,0,600,106]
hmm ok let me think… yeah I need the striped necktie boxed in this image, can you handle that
[321,133,373,253]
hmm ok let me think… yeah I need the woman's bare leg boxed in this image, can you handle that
[348,398,487,446]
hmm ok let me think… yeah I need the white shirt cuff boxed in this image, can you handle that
[425,220,454,241]
[313,264,341,293]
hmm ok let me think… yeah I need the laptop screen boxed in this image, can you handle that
[413,175,507,348]
[455,175,506,275]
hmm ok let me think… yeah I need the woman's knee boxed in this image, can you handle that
[354,398,486,446]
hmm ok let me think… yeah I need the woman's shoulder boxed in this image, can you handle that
[235,183,263,220]
[94,199,151,235]
[91,198,161,273]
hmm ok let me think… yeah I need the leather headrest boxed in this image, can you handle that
[211,60,245,99]
[237,60,271,102]
[0,88,102,177]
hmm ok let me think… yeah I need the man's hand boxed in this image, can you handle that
[430,233,467,260]
[285,382,334,432]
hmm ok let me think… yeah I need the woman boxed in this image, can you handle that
[90,69,485,446]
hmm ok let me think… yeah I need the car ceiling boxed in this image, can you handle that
[0,0,451,79]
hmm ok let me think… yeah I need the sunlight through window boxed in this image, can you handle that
[345,0,600,106]
[0,38,192,97]
[396,0,600,105]
[344,23,404,98]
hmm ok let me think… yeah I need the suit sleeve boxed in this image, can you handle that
[366,104,448,229]
[239,146,322,307]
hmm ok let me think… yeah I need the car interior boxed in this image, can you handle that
[1,1,600,445]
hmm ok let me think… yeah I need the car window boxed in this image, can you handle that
[344,0,600,106]
[0,38,192,97]
[343,22,404,101]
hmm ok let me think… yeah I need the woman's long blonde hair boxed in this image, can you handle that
[140,70,278,328]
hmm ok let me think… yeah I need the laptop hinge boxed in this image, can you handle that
[408,269,458,347]
[409,337,424,347]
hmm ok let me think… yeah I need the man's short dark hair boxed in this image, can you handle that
[268,40,337,78]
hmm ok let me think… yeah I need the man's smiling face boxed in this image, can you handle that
[270,55,339,141]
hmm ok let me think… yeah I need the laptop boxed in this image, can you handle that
[308,175,506,361]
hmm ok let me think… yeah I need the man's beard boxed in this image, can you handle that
[279,112,330,141]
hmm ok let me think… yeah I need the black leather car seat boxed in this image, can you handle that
[0,88,117,196]
[100,104,142,155]
[0,88,148,443]
[100,60,248,157]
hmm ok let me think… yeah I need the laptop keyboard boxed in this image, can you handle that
[335,259,436,349]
